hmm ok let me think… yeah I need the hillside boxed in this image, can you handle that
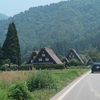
[0,0,100,61]
[0,13,8,20]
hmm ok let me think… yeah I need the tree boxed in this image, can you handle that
[2,22,21,65]
[83,48,100,62]
[0,44,3,66]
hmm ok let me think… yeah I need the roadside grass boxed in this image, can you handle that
[31,67,89,100]
[0,67,89,100]
[0,71,35,100]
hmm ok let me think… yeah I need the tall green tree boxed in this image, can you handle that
[2,22,21,65]
[0,44,3,66]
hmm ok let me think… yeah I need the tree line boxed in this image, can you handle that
[0,0,100,62]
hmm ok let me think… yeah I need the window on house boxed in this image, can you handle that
[71,53,73,55]
[33,56,36,59]
[42,54,45,57]
[45,58,49,61]
[63,61,66,64]
[31,60,33,63]
[38,58,42,61]
[69,55,71,58]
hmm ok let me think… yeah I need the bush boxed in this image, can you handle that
[18,64,64,70]
[33,64,64,70]
[0,64,18,71]
[26,70,57,92]
[18,64,32,70]
[68,59,83,66]
[7,82,33,100]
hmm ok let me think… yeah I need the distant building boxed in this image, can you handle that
[62,57,69,67]
[62,48,84,64]
[66,48,84,64]
[33,47,63,64]
[26,51,38,64]
[62,57,69,65]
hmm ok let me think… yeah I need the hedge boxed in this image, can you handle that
[18,64,64,70]
[18,64,33,70]
[33,64,64,70]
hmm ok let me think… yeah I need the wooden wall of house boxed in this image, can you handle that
[34,50,55,64]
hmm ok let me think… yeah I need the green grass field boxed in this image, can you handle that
[0,67,89,100]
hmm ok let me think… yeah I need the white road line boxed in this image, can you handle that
[57,72,90,100]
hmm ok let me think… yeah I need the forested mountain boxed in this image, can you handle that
[0,0,100,62]
[0,13,8,20]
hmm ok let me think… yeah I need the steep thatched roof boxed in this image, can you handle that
[26,51,38,64]
[33,47,63,64]
[62,57,69,63]
[66,48,84,63]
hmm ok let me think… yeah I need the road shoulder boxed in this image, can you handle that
[50,71,90,100]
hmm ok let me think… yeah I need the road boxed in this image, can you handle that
[51,72,100,100]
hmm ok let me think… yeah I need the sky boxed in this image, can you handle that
[0,0,67,17]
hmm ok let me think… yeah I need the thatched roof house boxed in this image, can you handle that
[66,48,84,64]
[62,57,69,64]
[33,47,63,64]
[26,51,38,64]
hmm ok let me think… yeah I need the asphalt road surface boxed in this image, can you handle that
[51,72,100,100]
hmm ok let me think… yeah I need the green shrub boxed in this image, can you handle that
[68,59,83,66]
[26,70,57,92]
[18,64,64,70]
[33,64,64,70]
[0,64,18,71]
[18,64,32,70]
[7,82,33,100]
